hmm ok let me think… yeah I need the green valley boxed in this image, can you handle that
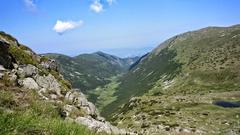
[45,52,139,95]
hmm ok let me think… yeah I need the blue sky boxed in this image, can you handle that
[1,0,240,57]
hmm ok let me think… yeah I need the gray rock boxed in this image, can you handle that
[8,73,17,82]
[65,90,89,106]
[81,102,97,116]
[35,74,62,96]
[17,64,38,78]
[0,65,6,71]
[75,117,128,135]
[13,64,18,69]
[65,90,98,116]
[63,105,78,117]
[50,94,58,100]
[38,88,49,100]
[40,59,58,71]
[18,77,39,90]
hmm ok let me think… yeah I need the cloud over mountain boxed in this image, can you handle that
[53,20,83,34]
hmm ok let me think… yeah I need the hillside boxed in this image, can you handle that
[101,25,240,134]
[45,52,139,93]
[0,31,130,135]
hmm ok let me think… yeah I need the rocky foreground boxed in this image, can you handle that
[0,31,133,135]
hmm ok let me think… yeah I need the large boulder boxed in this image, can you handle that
[18,77,39,90]
[65,90,98,117]
[65,90,89,105]
[17,64,38,78]
[75,117,127,134]
[35,74,62,96]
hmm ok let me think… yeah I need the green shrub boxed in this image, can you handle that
[19,44,32,51]
[9,45,37,65]
[40,56,49,62]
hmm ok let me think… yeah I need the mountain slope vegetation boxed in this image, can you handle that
[0,31,129,135]
[46,52,139,93]
[101,25,240,134]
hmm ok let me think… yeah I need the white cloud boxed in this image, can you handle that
[24,0,37,11]
[90,0,103,13]
[106,0,115,5]
[53,20,84,34]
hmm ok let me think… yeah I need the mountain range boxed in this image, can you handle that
[1,24,240,135]
[45,52,139,93]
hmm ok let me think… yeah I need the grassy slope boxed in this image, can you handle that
[0,32,100,135]
[102,25,240,121]
[0,83,96,135]
[87,76,120,112]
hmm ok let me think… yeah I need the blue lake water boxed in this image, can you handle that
[213,101,240,108]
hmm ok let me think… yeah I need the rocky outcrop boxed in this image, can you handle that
[17,64,38,78]
[0,41,14,69]
[63,90,132,134]
[0,32,131,135]
[75,117,127,134]
[65,90,97,117]
[35,74,62,96]
[18,77,39,90]
[2,63,129,134]
[40,59,58,71]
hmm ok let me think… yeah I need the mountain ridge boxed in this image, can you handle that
[99,24,240,134]
[44,52,140,101]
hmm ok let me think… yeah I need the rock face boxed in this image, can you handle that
[65,90,97,116]
[75,117,127,134]
[0,31,130,135]
[17,64,38,78]
[35,74,62,96]
[63,90,130,134]
[18,77,39,90]
[0,41,14,69]
[40,59,58,71]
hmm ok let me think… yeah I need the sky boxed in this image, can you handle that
[1,0,240,57]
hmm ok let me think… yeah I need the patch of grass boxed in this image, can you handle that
[0,90,17,109]
[0,85,100,135]
[40,56,49,62]
[0,110,95,135]
[9,45,37,66]
[1,73,11,87]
